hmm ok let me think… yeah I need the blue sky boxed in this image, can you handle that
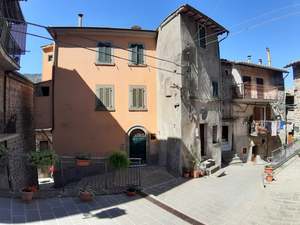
[19,0,300,88]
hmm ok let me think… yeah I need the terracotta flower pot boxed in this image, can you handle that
[21,190,34,202]
[126,191,136,197]
[266,174,273,182]
[190,170,199,178]
[264,167,273,175]
[76,159,91,167]
[79,191,93,202]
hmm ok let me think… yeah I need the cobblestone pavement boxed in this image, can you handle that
[146,158,300,225]
[0,194,189,225]
[1,159,300,225]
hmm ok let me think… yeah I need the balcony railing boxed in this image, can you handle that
[232,83,278,101]
[0,17,23,66]
[250,120,281,136]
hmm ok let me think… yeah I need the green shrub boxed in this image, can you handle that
[108,151,130,170]
[0,144,8,164]
[28,149,57,168]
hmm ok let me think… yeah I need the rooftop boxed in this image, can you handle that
[285,60,300,68]
[221,59,288,73]
[160,4,228,35]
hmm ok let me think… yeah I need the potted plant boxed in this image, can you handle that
[79,185,95,202]
[0,144,8,165]
[266,174,273,182]
[190,147,201,178]
[182,167,190,178]
[28,149,57,169]
[21,185,37,202]
[264,165,273,175]
[108,151,130,170]
[75,153,91,167]
[126,186,137,197]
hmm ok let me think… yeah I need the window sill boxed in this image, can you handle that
[129,109,148,112]
[95,108,116,112]
[95,63,115,66]
[128,64,147,67]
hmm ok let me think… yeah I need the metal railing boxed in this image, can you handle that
[269,139,300,169]
[232,83,278,100]
[0,17,23,65]
[54,156,142,195]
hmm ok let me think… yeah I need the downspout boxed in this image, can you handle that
[3,72,7,132]
[52,36,58,132]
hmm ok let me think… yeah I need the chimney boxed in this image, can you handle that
[78,13,83,27]
[266,47,271,66]
[258,59,262,65]
[247,55,252,63]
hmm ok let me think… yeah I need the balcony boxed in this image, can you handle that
[0,17,24,70]
[232,83,279,103]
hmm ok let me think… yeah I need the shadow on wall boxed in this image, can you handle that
[53,67,129,157]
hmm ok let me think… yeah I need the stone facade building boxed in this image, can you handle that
[156,5,228,174]
[0,0,36,191]
[285,61,300,139]
[221,59,287,163]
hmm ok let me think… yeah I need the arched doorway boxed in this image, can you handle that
[129,128,147,163]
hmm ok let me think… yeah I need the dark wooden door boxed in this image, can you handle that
[129,129,146,163]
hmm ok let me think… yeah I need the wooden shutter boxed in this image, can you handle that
[105,45,112,64]
[96,85,114,110]
[131,45,138,64]
[130,86,146,110]
[98,45,105,63]
[138,45,144,64]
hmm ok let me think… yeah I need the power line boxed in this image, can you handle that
[9,29,184,76]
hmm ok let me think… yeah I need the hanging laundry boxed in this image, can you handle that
[271,121,277,136]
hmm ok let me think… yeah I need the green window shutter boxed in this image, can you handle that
[98,46,106,63]
[105,46,112,64]
[96,85,114,110]
[138,45,144,64]
[131,45,138,64]
[132,88,137,108]
[138,88,143,108]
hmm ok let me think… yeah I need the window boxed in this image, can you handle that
[212,81,218,97]
[48,54,53,62]
[40,141,49,151]
[222,126,229,142]
[129,86,147,110]
[97,42,113,64]
[95,85,115,111]
[212,125,218,144]
[197,25,206,48]
[129,44,144,65]
[242,76,251,83]
[256,78,264,85]
[253,106,266,121]
[36,86,49,97]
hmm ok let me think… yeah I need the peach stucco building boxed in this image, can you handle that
[37,28,158,163]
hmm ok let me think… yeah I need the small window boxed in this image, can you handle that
[40,141,49,151]
[129,44,144,65]
[36,86,49,97]
[97,42,112,64]
[95,85,114,111]
[48,54,53,62]
[222,126,229,142]
[256,78,264,85]
[212,125,218,144]
[242,76,251,83]
[197,25,206,48]
[212,81,218,97]
[129,86,147,110]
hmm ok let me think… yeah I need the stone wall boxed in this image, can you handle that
[0,72,37,191]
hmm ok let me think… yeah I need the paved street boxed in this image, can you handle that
[0,158,300,225]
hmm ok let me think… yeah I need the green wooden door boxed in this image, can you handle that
[130,130,146,163]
